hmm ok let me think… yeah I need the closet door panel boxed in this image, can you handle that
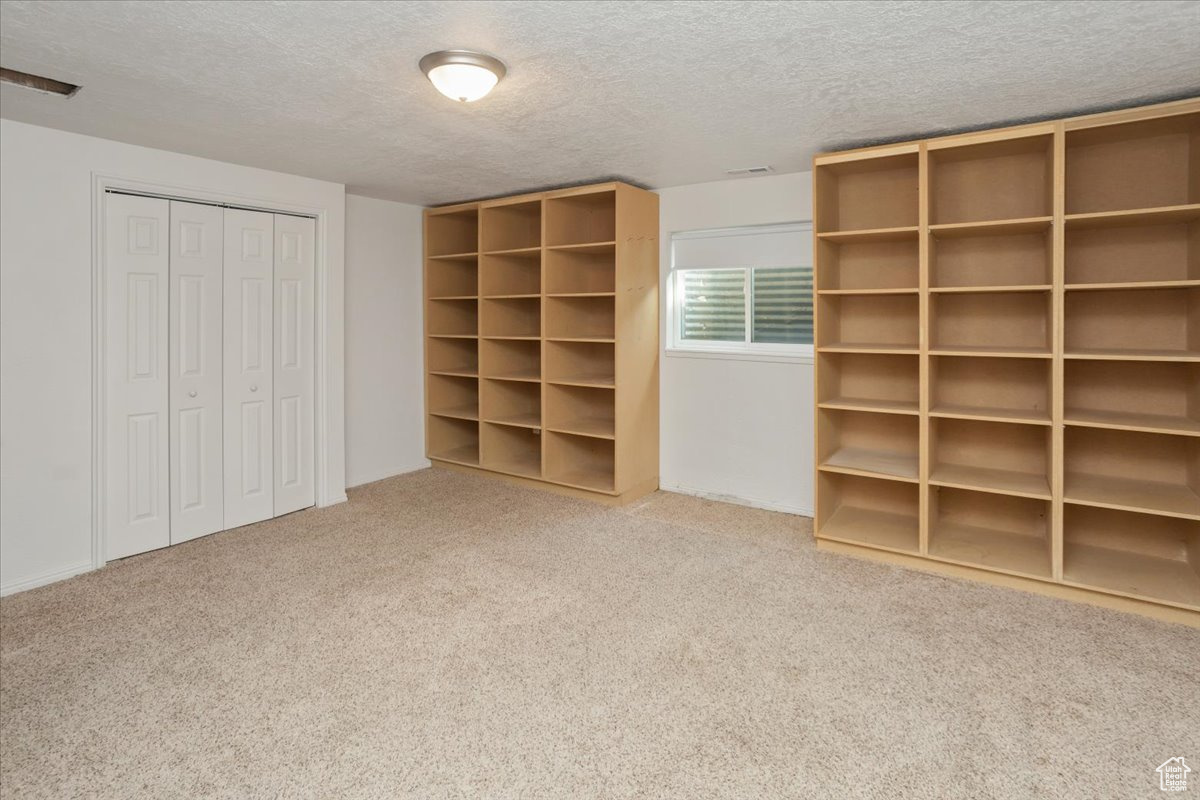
[105,193,171,560]
[273,215,316,515]
[169,201,224,544]
[223,209,274,528]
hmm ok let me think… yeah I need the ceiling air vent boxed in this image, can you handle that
[0,67,81,97]
[725,166,774,176]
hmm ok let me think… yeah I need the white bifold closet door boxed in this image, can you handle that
[169,201,224,543]
[105,194,171,560]
[223,209,276,529]
[272,214,316,516]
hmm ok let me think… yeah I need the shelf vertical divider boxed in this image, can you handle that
[918,144,932,555]
[1051,123,1066,581]
[540,198,548,477]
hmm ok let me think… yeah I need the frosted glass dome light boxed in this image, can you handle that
[419,50,506,103]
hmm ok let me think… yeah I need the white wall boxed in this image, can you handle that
[344,194,427,487]
[658,171,814,515]
[0,119,347,594]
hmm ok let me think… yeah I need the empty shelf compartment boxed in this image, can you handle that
[479,338,540,382]
[428,374,479,421]
[426,207,478,257]
[545,383,614,439]
[931,356,1050,423]
[545,431,614,492]
[932,290,1051,353]
[817,352,918,414]
[818,408,918,482]
[930,223,1051,288]
[480,421,541,478]
[1064,286,1199,358]
[930,134,1053,225]
[427,337,478,376]
[545,243,615,294]
[817,237,918,291]
[1066,112,1200,215]
[544,340,614,387]
[1065,360,1200,435]
[1064,505,1200,609]
[545,295,615,340]
[817,293,918,350]
[426,254,478,297]
[1064,427,1200,519]
[480,250,540,296]
[814,152,918,233]
[480,378,540,429]
[545,189,616,247]
[480,199,541,252]
[930,487,1051,578]
[480,297,540,339]
[816,472,919,553]
[931,417,1050,498]
[428,416,479,466]
[427,298,478,337]
[1066,215,1200,286]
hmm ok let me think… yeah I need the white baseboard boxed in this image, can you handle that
[345,459,432,490]
[658,482,813,517]
[1,560,95,597]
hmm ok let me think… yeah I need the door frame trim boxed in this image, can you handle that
[91,173,343,569]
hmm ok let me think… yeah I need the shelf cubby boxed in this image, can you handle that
[931,291,1051,354]
[480,422,541,478]
[545,190,616,247]
[545,431,614,492]
[930,221,1051,288]
[1065,360,1200,435]
[426,255,478,298]
[929,487,1052,579]
[930,418,1050,499]
[428,415,480,466]
[1065,286,1199,360]
[814,152,918,233]
[545,295,615,341]
[816,472,919,553]
[480,251,540,297]
[816,352,918,415]
[427,298,478,337]
[816,236,918,291]
[1064,505,1200,609]
[480,200,541,252]
[480,297,540,339]
[545,383,614,439]
[931,356,1050,424]
[817,293,918,351]
[427,336,478,377]
[428,374,479,421]
[817,408,919,482]
[1065,214,1199,286]
[930,134,1053,225]
[426,207,478,257]
[545,244,615,295]
[479,338,540,382]
[1065,112,1199,215]
[544,340,614,388]
[480,378,541,430]
[1064,427,1200,519]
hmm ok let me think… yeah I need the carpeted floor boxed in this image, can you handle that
[1,468,1197,799]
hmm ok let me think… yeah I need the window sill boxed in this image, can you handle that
[664,347,814,366]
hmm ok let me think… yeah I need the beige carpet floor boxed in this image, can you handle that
[1,468,1197,799]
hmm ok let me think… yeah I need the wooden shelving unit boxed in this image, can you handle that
[423,182,658,504]
[815,98,1200,623]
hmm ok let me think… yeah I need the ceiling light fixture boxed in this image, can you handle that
[419,50,506,103]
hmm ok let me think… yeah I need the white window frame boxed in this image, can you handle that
[666,221,814,364]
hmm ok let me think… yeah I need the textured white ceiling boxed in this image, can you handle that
[1,0,1198,205]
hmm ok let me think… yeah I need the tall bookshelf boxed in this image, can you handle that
[423,182,659,504]
[814,98,1200,624]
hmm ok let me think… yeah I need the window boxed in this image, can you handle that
[669,222,813,359]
